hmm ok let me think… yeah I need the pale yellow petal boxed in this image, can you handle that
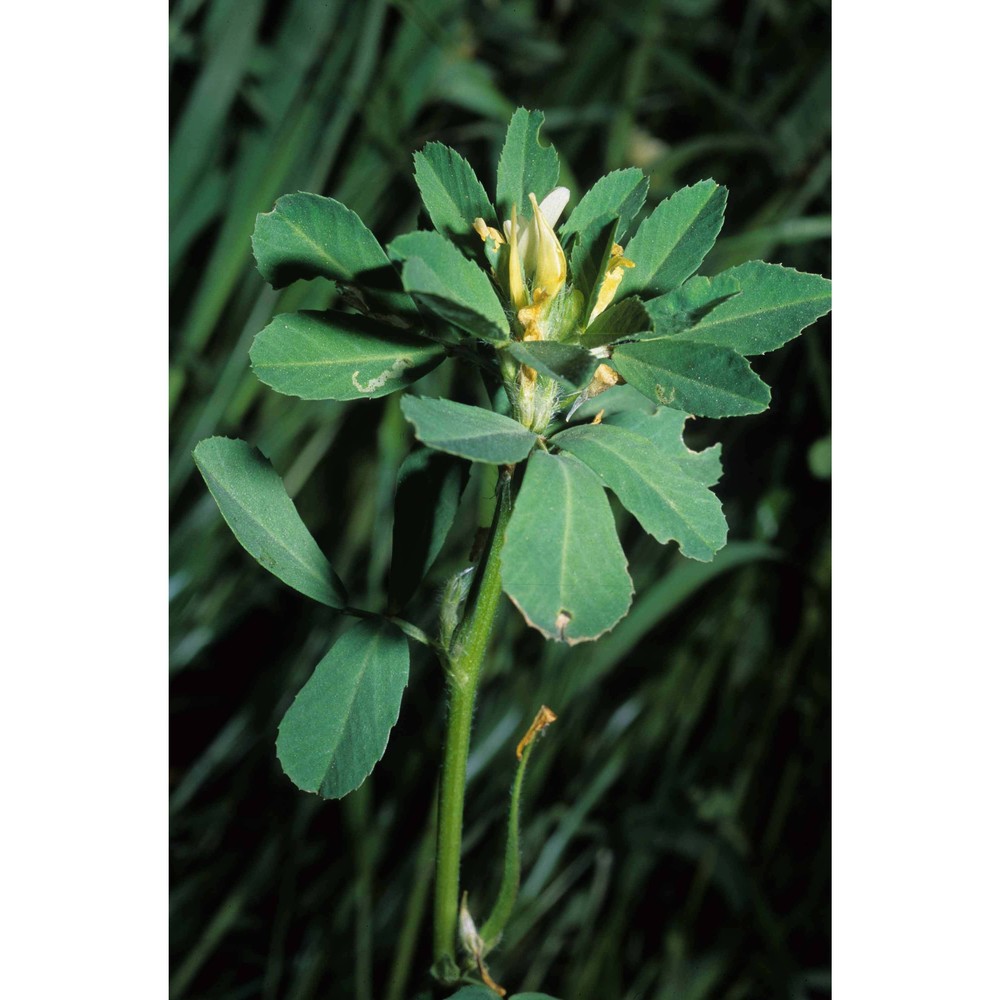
[508,205,528,311]
[529,192,567,300]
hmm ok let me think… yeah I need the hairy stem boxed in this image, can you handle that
[432,469,514,967]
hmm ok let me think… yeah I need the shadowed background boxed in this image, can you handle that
[169,1,831,997]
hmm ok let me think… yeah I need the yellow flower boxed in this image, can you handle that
[475,186,570,316]
[588,243,635,323]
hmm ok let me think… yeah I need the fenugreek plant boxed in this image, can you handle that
[194,109,831,997]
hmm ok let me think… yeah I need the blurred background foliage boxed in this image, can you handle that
[169,1,831,997]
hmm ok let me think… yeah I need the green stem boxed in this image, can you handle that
[432,469,514,967]
[479,741,534,949]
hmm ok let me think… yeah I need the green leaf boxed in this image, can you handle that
[561,167,648,241]
[496,107,560,221]
[388,448,470,610]
[570,216,618,321]
[605,406,722,486]
[502,451,633,643]
[193,437,347,608]
[414,142,496,254]
[553,423,727,561]
[389,231,510,343]
[644,273,742,336]
[619,180,728,298]
[276,619,409,799]
[249,311,446,400]
[580,296,652,348]
[400,395,539,464]
[611,338,770,417]
[682,261,832,355]
[505,341,599,389]
[251,193,410,313]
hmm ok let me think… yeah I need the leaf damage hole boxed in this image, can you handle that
[554,609,572,640]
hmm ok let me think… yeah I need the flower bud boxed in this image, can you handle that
[528,192,567,301]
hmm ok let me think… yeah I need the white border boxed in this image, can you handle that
[1,3,166,996]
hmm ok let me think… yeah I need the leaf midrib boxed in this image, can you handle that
[694,290,832,330]
[201,461,337,604]
[618,348,767,407]
[636,185,717,282]
[320,627,384,783]
[559,430,717,548]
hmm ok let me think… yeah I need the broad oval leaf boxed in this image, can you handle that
[611,338,770,417]
[605,406,722,486]
[501,451,633,643]
[277,619,410,799]
[251,193,411,313]
[389,231,510,343]
[682,260,832,355]
[505,341,599,389]
[388,448,470,610]
[249,310,445,400]
[496,107,561,220]
[553,423,727,561]
[414,142,496,253]
[619,180,728,299]
[193,437,347,607]
[561,167,648,241]
[401,395,539,464]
